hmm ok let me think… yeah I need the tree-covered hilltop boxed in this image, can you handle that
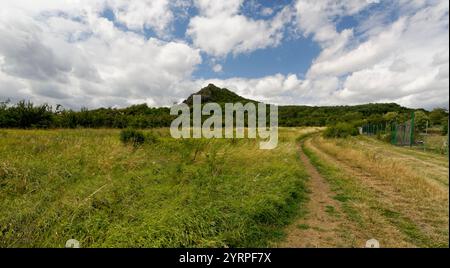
[0,84,448,131]
[183,84,255,106]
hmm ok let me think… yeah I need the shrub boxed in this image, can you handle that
[442,118,448,135]
[145,131,159,144]
[323,123,359,138]
[120,129,145,146]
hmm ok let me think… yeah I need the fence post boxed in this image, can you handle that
[403,124,406,145]
[391,123,397,145]
[410,112,415,147]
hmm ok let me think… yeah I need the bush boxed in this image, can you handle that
[145,131,159,144]
[120,129,145,146]
[442,118,448,135]
[323,123,359,138]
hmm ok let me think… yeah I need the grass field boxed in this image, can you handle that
[418,133,449,155]
[0,128,318,248]
[0,128,448,248]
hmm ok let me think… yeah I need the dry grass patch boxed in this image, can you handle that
[308,136,448,247]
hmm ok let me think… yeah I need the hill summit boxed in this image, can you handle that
[183,84,255,106]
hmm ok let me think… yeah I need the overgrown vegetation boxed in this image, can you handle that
[120,129,146,146]
[0,100,54,128]
[323,123,359,138]
[0,128,310,248]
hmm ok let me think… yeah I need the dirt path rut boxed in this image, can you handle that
[279,142,356,248]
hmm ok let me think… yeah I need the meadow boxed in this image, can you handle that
[0,127,448,248]
[0,128,316,248]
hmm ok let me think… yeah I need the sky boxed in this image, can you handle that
[0,0,448,110]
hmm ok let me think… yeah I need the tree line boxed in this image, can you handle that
[0,101,173,129]
[0,100,448,134]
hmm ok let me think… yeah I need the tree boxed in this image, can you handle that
[429,108,448,126]
[414,111,429,132]
[383,111,399,124]
[342,112,364,122]
[0,100,8,128]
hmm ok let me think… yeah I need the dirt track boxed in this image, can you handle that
[278,141,362,248]
[279,134,449,248]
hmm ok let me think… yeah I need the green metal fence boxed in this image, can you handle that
[362,112,416,147]
[361,123,387,136]
[361,114,449,155]
[390,112,415,146]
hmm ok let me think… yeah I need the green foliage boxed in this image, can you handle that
[429,108,449,127]
[120,129,145,146]
[0,129,309,248]
[0,100,53,128]
[0,87,419,130]
[1,100,175,129]
[323,123,359,138]
[183,84,255,106]
[145,131,159,144]
[442,118,448,135]
[383,111,399,124]
[414,111,429,132]
[341,112,364,122]
[279,103,411,127]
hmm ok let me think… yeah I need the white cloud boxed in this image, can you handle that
[0,3,201,108]
[106,0,173,36]
[295,0,373,45]
[261,7,274,17]
[194,0,242,17]
[289,0,449,109]
[212,64,223,73]
[187,0,293,57]
[192,0,448,110]
[307,19,405,78]
[5,0,184,37]
[0,0,448,110]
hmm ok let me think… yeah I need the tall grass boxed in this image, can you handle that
[0,128,309,248]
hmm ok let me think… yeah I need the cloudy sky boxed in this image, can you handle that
[0,0,448,110]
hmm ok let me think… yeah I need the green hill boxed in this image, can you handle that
[181,84,414,126]
[183,84,255,106]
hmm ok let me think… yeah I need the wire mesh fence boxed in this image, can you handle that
[361,113,415,147]
[361,123,387,136]
[390,118,415,146]
[361,114,448,155]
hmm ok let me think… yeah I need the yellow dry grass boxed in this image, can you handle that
[308,135,448,247]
